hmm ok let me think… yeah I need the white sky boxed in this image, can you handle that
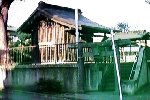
[7,0,150,31]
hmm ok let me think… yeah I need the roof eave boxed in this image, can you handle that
[17,8,40,33]
[81,25,120,34]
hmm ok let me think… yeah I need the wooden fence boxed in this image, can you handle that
[7,43,139,65]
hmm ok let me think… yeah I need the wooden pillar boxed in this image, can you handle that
[54,22,57,62]
[77,42,84,92]
[45,24,48,62]
[145,39,147,46]
[31,27,40,63]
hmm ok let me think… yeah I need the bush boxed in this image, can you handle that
[35,78,62,93]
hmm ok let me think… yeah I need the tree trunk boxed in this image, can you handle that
[0,7,9,66]
[0,0,14,66]
[0,6,8,90]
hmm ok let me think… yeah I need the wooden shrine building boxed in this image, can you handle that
[17,1,110,64]
[7,2,150,93]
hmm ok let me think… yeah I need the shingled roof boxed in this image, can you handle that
[17,1,111,33]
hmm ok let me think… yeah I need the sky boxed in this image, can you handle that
[7,0,150,31]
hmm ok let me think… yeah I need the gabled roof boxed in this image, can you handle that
[102,32,150,46]
[17,1,111,33]
[108,32,150,40]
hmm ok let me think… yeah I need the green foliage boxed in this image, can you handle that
[9,32,32,64]
[35,78,63,93]
[10,32,31,47]
[117,22,130,32]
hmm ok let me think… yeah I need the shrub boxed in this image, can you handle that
[35,78,62,93]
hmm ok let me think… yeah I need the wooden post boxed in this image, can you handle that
[53,23,56,62]
[66,32,69,43]
[78,42,84,92]
[31,27,40,63]
[45,24,48,62]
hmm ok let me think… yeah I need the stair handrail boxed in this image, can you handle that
[128,54,138,80]
[129,46,144,80]
[132,47,144,80]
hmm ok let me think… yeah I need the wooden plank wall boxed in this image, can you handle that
[38,20,76,45]
[38,20,76,63]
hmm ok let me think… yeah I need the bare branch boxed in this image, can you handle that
[145,0,150,4]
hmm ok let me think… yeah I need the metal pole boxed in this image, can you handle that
[111,30,123,100]
[75,8,79,60]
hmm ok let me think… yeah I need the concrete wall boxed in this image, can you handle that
[84,63,102,91]
[146,47,150,83]
[6,65,78,92]
[148,64,150,83]
[122,48,150,94]
[2,63,102,92]
[0,69,6,89]
[138,52,148,88]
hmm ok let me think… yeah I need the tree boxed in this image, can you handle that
[145,0,150,4]
[10,32,31,47]
[0,0,15,65]
[117,22,130,33]
[9,32,32,64]
[0,0,23,65]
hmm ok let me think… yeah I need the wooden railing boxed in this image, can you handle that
[9,46,36,64]
[8,43,95,64]
[119,46,139,63]
[39,43,77,63]
[7,43,140,65]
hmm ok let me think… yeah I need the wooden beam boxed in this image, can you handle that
[51,18,75,29]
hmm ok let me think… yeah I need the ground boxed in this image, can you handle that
[0,83,150,100]
[0,88,150,100]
